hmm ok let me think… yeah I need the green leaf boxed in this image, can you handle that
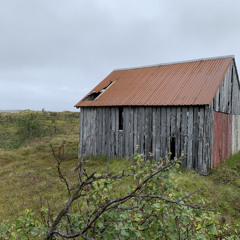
[121,229,129,237]
[97,222,104,228]
[209,224,217,235]
[153,203,161,209]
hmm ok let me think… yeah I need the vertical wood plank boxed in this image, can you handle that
[104,108,108,156]
[108,107,112,157]
[144,107,152,159]
[198,108,204,173]
[187,107,193,168]
[219,82,223,112]
[79,108,84,157]
[181,107,187,167]
[129,107,134,158]
[88,109,92,155]
[209,104,214,170]
[119,130,123,158]
[170,107,177,158]
[166,107,171,154]
[139,107,145,155]
[144,107,148,159]
[96,108,100,155]
[111,108,115,157]
[133,107,138,154]
[238,115,240,151]
[102,108,106,155]
[171,107,176,136]
[223,75,228,112]
[96,108,101,155]
[82,108,87,156]
[237,115,240,152]
[232,115,238,154]
[161,107,167,158]
[228,65,232,113]
[152,107,156,159]
[115,107,119,156]
[136,108,140,153]
[92,109,97,155]
[229,64,234,114]
[176,107,181,158]
[215,89,219,112]
[83,108,88,156]
[232,67,239,114]
[155,107,161,161]
[90,109,94,155]
[232,115,235,154]
[148,107,153,159]
[124,107,130,158]
[192,107,199,169]
[235,114,238,154]
[202,106,210,175]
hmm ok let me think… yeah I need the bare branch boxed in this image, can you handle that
[46,155,210,240]
[50,144,71,196]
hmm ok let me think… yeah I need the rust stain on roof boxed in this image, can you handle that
[75,56,233,107]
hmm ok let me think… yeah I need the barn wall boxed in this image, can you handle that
[79,106,212,175]
[212,62,240,160]
[213,61,240,114]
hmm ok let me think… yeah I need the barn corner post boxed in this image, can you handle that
[200,105,212,175]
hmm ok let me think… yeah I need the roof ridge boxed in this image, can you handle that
[114,55,235,71]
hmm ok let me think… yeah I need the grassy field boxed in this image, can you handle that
[0,110,239,228]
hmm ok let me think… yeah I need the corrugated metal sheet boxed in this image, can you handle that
[75,56,233,107]
[213,112,232,168]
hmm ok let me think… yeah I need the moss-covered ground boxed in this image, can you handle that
[0,110,239,228]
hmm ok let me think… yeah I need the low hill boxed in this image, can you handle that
[0,110,22,113]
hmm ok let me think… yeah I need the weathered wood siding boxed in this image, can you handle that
[213,61,240,114]
[212,62,240,158]
[79,106,212,175]
[78,61,240,175]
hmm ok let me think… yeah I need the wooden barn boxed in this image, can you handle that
[75,56,240,175]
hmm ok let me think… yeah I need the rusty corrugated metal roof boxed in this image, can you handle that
[75,56,233,107]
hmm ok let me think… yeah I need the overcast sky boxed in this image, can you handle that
[1,0,240,111]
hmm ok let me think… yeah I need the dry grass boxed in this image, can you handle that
[175,153,240,224]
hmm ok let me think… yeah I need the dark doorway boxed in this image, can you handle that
[170,136,176,160]
[119,107,123,130]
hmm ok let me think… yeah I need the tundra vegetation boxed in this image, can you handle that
[0,111,239,239]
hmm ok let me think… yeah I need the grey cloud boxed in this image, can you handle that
[1,0,240,110]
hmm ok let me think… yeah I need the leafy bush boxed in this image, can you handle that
[0,152,239,239]
[17,114,43,141]
[17,113,57,141]
[0,210,48,239]
[0,112,59,149]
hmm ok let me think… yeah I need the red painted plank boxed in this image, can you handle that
[213,112,232,168]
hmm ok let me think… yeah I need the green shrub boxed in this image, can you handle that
[0,113,59,149]
[0,210,48,239]
[0,153,239,239]
[17,114,43,141]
